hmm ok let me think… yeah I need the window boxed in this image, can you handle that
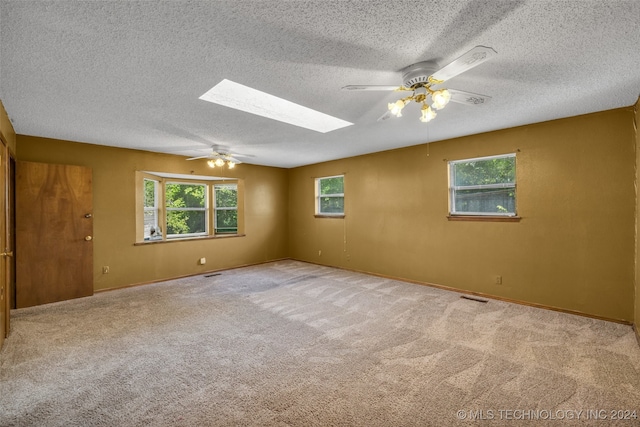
[137,172,242,242]
[214,184,238,234]
[165,182,208,238]
[143,178,160,240]
[316,175,344,216]
[449,154,516,216]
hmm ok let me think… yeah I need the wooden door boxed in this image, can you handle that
[16,162,93,308]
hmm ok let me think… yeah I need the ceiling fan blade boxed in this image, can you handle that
[342,85,404,91]
[221,153,253,157]
[448,89,492,105]
[186,155,210,160]
[377,110,393,122]
[430,46,497,83]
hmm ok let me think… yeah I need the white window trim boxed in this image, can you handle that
[164,181,209,239]
[448,153,517,217]
[143,178,160,239]
[137,172,242,243]
[213,183,239,234]
[316,175,345,216]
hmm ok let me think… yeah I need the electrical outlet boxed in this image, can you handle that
[102,266,110,274]
[495,275,502,285]
[318,250,322,256]
[199,257,206,265]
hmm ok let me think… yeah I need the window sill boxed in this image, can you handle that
[314,214,345,219]
[447,215,521,222]
[134,234,246,246]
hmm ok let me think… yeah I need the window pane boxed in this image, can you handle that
[320,177,343,195]
[167,210,206,235]
[165,183,207,237]
[454,156,515,186]
[166,183,206,208]
[454,187,516,214]
[215,185,237,208]
[144,179,157,208]
[143,178,159,239]
[215,210,238,233]
[320,196,344,213]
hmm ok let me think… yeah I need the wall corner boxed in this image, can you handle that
[0,99,17,154]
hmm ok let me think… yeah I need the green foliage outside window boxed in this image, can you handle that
[318,176,344,214]
[144,179,156,208]
[215,185,238,233]
[450,155,516,215]
[320,176,344,195]
[166,183,206,235]
[140,175,241,241]
[453,157,515,186]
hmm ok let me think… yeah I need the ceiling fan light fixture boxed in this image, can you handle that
[431,89,451,110]
[388,99,407,117]
[419,104,436,123]
[344,46,496,124]
[189,150,242,169]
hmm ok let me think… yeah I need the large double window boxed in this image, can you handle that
[139,172,241,242]
[448,154,516,217]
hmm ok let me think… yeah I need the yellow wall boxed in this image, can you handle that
[17,135,289,291]
[13,106,639,323]
[289,108,636,322]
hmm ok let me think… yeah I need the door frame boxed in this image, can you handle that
[0,135,12,346]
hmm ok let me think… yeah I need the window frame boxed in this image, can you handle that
[143,178,161,240]
[136,172,243,243]
[315,174,345,217]
[213,183,238,234]
[164,180,209,239]
[448,153,518,219]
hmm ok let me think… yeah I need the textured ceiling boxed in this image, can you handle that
[1,1,639,168]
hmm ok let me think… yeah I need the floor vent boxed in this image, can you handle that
[460,295,488,303]
[204,273,222,278]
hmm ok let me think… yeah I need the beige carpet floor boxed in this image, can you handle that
[1,260,639,426]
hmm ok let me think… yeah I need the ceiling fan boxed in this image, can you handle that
[342,46,496,123]
[186,150,244,169]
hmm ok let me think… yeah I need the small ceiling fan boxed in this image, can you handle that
[186,150,244,169]
[342,46,496,123]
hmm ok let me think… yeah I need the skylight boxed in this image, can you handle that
[199,79,352,133]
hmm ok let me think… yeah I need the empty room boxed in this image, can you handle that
[1,1,639,426]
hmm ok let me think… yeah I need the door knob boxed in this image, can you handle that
[85,213,92,218]
[85,236,93,241]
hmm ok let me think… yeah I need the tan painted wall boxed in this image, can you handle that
[17,135,289,291]
[14,107,639,322]
[289,108,636,322]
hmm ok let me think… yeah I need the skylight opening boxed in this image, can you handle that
[199,79,352,133]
